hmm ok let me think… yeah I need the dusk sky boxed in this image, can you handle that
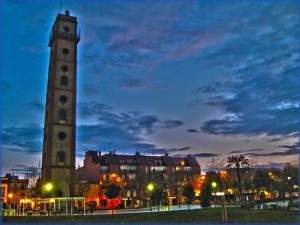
[1,0,299,177]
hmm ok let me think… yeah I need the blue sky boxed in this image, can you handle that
[1,0,299,176]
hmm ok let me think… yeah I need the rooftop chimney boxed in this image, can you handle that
[65,10,70,16]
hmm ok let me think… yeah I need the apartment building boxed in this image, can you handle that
[1,174,29,209]
[76,151,201,208]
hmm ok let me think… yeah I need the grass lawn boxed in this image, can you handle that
[2,207,298,223]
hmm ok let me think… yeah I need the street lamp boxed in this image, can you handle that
[287,177,293,209]
[212,182,217,207]
[44,182,53,199]
[45,183,53,192]
[147,183,154,211]
[8,193,13,208]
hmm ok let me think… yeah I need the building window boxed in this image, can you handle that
[100,166,108,172]
[58,131,66,141]
[61,65,68,72]
[59,95,68,104]
[128,174,136,180]
[61,76,68,86]
[62,48,69,54]
[59,109,67,123]
[57,151,66,163]
[64,26,70,32]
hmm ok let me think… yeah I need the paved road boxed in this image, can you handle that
[91,204,201,215]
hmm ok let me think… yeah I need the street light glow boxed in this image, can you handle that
[212,182,217,188]
[45,183,53,191]
[148,183,154,191]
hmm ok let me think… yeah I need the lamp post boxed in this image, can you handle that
[287,177,292,210]
[8,193,12,209]
[44,183,53,214]
[212,182,217,207]
[147,183,154,211]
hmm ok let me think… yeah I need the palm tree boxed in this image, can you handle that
[226,155,249,202]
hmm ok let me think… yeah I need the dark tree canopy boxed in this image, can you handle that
[105,183,121,199]
[183,184,195,202]
[200,183,212,208]
[183,184,195,210]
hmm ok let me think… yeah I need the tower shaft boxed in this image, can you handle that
[41,10,80,197]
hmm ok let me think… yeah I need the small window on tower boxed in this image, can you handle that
[64,26,70,32]
[59,95,68,104]
[61,76,68,86]
[59,109,67,123]
[58,131,66,141]
[61,65,68,72]
[57,151,66,163]
[62,48,69,55]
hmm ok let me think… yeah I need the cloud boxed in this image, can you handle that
[185,2,299,138]
[77,101,184,152]
[187,129,199,133]
[245,146,298,158]
[228,149,264,154]
[118,78,148,89]
[277,142,299,152]
[168,146,192,152]
[2,124,43,154]
[192,153,220,158]
[162,120,184,128]
[78,101,183,134]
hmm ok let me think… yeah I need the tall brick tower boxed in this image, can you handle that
[41,10,80,197]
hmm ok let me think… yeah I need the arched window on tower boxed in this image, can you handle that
[61,76,68,87]
[59,109,67,123]
[57,151,66,165]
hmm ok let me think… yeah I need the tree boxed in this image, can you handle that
[200,183,212,208]
[253,170,274,203]
[226,155,250,202]
[105,183,121,214]
[206,158,227,191]
[281,164,298,207]
[24,163,41,197]
[150,184,164,212]
[253,170,273,193]
[183,184,195,210]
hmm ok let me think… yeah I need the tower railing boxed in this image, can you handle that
[49,29,80,43]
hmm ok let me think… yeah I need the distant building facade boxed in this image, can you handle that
[76,151,201,208]
[41,10,80,197]
[1,174,29,209]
